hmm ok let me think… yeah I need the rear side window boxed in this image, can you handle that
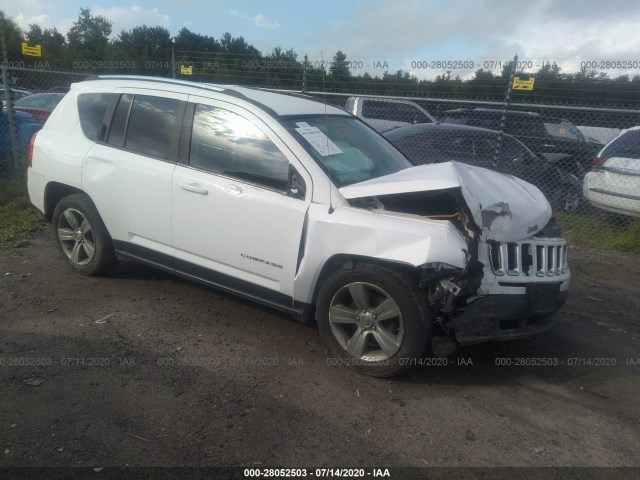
[189,104,289,191]
[77,93,112,141]
[442,115,466,125]
[362,101,391,120]
[108,94,133,147]
[543,122,580,141]
[123,95,179,159]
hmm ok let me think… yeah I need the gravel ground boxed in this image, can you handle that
[1,228,639,474]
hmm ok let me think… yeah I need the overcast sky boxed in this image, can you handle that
[4,0,640,79]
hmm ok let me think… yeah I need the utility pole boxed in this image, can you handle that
[172,38,176,79]
[492,53,518,170]
[302,54,308,93]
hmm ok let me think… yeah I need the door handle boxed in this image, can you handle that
[224,184,243,195]
[179,182,208,195]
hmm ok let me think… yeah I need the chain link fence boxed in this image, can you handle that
[299,91,640,248]
[1,68,90,182]
[2,66,639,249]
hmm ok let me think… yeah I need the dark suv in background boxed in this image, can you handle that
[385,123,580,211]
[441,108,604,180]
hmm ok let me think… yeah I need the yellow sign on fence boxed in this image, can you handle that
[21,42,42,57]
[512,76,535,91]
[180,65,193,75]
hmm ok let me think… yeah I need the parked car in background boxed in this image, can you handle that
[385,123,581,211]
[583,126,640,218]
[14,92,65,124]
[1,100,42,176]
[577,126,621,146]
[345,96,437,132]
[27,76,569,377]
[47,86,71,93]
[441,108,604,178]
[0,87,32,101]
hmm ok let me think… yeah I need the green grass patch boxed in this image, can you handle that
[555,210,640,254]
[0,180,46,248]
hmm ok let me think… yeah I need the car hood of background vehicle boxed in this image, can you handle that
[339,161,552,242]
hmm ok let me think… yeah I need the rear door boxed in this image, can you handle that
[171,97,311,301]
[82,89,187,262]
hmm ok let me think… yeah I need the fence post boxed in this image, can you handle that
[302,54,308,93]
[1,13,21,181]
[492,54,518,169]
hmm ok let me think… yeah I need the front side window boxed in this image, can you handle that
[431,134,475,157]
[282,115,411,187]
[189,104,289,191]
[498,136,536,162]
[395,104,432,124]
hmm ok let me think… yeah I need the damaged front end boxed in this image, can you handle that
[341,161,570,348]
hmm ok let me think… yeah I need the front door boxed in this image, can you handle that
[171,98,311,301]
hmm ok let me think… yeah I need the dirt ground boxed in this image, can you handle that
[1,227,639,472]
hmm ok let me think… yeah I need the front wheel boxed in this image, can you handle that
[52,194,116,276]
[317,263,431,377]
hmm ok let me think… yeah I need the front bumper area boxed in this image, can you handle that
[445,288,569,345]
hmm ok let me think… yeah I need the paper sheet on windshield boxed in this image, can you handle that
[295,125,343,156]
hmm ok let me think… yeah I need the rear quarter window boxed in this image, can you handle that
[77,93,113,141]
[601,130,640,160]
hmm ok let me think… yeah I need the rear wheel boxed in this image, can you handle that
[52,194,116,275]
[551,185,581,212]
[317,263,431,377]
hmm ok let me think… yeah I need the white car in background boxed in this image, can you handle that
[576,126,620,146]
[345,96,437,133]
[583,126,640,218]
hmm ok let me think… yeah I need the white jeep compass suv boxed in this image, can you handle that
[27,76,570,377]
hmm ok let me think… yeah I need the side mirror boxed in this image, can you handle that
[288,165,306,200]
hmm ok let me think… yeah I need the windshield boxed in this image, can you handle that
[282,115,411,187]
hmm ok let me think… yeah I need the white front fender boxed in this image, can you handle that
[293,204,469,303]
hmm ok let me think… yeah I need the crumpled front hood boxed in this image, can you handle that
[339,162,552,242]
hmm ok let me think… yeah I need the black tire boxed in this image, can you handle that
[52,194,116,276]
[550,184,581,212]
[317,262,431,377]
[606,212,633,228]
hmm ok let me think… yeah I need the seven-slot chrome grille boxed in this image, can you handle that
[488,239,568,278]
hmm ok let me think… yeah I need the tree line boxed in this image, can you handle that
[2,8,640,107]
